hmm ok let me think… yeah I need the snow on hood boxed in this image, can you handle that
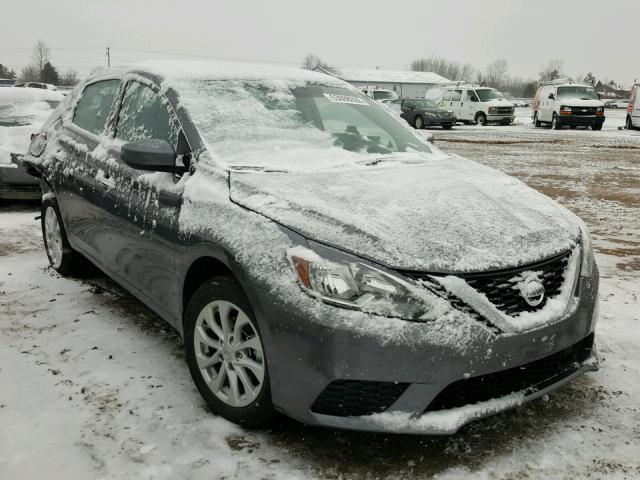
[230,154,581,273]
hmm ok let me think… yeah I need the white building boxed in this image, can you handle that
[314,67,452,98]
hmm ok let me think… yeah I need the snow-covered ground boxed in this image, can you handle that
[1,119,639,479]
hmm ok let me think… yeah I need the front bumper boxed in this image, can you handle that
[487,113,515,123]
[425,116,456,127]
[557,114,605,127]
[244,268,599,434]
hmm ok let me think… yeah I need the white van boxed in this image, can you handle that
[626,84,639,130]
[425,85,515,126]
[532,80,605,130]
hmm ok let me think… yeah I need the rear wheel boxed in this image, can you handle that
[41,198,81,276]
[475,113,487,126]
[414,116,424,129]
[184,276,275,427]
[534,112,542,127]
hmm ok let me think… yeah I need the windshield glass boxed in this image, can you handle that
[178,80,436,170]
[557,86,599,100]
[475,89,503,102]
[409,99,438,109]
[476,88,504,102]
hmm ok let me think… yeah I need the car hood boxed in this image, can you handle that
[229,155,581,272]
[485,98,514,107]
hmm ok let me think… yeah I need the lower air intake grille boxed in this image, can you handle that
[311,380,409,417]
[425,333,594,412]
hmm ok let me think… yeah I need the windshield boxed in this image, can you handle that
[372,90,397,100]
[178,80,436,170]
[475,89,503,102]
[557,86,599,100]
[408,99,438,109]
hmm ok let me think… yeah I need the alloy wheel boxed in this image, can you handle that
[193,300,265,408]
[415,116,424,129]
[44,206,63,268]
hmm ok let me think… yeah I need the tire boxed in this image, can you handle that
[184,276,275,427]
[592,123,602,131]
[626,116,634,130]
[442,125,453,130]
[534,112,542,128]
[551,114,561,130]
[414,116,424,129]
[475,113,487,126]
[41,198,81,276]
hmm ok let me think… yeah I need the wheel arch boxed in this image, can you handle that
[182,255,236,322]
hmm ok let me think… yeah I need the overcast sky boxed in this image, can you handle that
[1,0,638,85]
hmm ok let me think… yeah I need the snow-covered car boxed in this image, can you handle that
[14,82,58,91]
[425,85,515,126]
[533,80,605,130]
[0,87,64,199]
[360,86,398,101]
[25,61,599,434]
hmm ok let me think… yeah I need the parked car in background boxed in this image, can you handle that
[0,87,64,199]
[425,85,515,126]
[604,100,618,109]
[25,62,598,434]
[532,80,605,130]
[14,82,57,91]
[626,84,639,130]
[611,100,629,109]
[512,99,530,107]
[360,86,398,101]
[395,98,455,129]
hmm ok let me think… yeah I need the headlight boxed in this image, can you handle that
[488,107,497,114]
[580,225,595,278]
[424,112,437,118]
[561,105,572,113]
[289,247,435,320]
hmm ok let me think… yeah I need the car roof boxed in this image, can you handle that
[88,60,348,88]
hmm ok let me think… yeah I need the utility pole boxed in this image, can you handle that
[106,47,111,68]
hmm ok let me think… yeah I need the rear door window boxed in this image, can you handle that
[73,79,120,135]
[115,81,179,148]
[451,90,462,101]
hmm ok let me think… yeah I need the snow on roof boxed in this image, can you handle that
[318,67,451,85]
[118,60,346,87]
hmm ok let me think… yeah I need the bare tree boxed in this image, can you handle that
[19,65,39,82]
[59,69,79,86]
[410,56,474,82]
[539,59,564,82]
[31,40,51,81]
[582,72,596,85]
[302,54,330,71]
[485,59,508,88]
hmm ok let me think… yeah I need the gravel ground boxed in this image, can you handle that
[1,111,639,479]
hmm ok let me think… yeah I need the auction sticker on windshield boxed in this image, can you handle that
[323,93,370,106]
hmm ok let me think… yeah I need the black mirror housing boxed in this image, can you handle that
[121,139,176,172]
[548,93,555,100]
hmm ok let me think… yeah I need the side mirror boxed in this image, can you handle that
[548,93,555,100]
[121,139,176,172]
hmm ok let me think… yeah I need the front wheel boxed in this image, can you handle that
[551,114,561,130]
[184,276,275,427]
[442,125,453,130]
[475,113,487,126]
[592,123,603,131]
[414,116,424,129]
